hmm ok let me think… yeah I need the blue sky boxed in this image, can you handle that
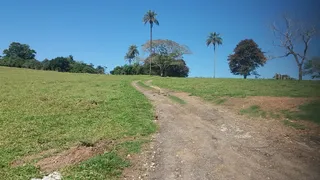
[0,0,319,79]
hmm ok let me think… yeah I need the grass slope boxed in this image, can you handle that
[151,77,320,98]
[0,67,155,179]
[151,77,320,124]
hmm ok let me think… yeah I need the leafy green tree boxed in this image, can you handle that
[228,39,266,79]
[206,32,223,78]
[125,45,139,65]
[96,66,106,74]
[142,39,191,77]
[22,59,42,69]
[3,42,36,59]
[110,62,189,77]
[143,10,159,75]
[41,59,50,70]
[166,59,189,77]
[110,66,124,75]
[49,57,71,72]
[304,57,320,79]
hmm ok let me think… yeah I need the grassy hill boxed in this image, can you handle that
[1,67,319,179]
[0,67,155,179]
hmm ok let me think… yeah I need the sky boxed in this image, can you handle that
[0,0,319,79]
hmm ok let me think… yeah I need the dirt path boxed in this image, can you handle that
[125,81,320,180]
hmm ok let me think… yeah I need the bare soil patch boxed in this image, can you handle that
[36,140,112,173]
[11,140,113,173]
[11,149,58,167]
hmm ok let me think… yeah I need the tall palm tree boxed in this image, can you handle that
[125,45,139,65]
[206,32,223,78]
[143,10,159,75]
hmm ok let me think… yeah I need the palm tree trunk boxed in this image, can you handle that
[214,47,216,78]
[149,25,153,76]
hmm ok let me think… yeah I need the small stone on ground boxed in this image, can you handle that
[31,171,62,180]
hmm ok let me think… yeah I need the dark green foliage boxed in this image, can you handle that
[125,45,139,65]
[141,39,191,77]
[304,57,320,79]
[110,64,146,75]
[143,10,159,27]
[273,73,295,80]
[206,32,223,50]
[3,42,36,59]
[166,60,189,77]
[0,57,27,68]
[96,66,106,74]
[110,60,189,77]
[46,57,71,72]
[228,39,267,79]
[0,42,105,74]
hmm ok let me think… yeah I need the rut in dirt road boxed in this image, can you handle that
[128,81,320,180]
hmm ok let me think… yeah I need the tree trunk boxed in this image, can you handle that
[160,66,164,77]
[298,64,303,80]
[149,24,153,76]
[244,74,247,79]
[214,47,216,78]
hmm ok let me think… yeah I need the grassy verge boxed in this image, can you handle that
[168,95,186,105]
[239,105,267,118]
[283,120,306,130]
[281,101,320,124]
[151,77,320,98]
[63,139,148,180]
[0,67,155,179]
[151,77,320,125]
[137,81,153,90]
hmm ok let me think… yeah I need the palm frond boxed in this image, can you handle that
[206,39,211,46]
[142,10,159,26]
[154,19,159,25]
[206,32,223,47]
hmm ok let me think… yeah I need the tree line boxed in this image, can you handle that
[0,42,106,74]
[115,10,318,80]
[1,11,319,79]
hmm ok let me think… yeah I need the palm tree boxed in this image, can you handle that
[206,32,223,78]
[143,10,159,75]
[125,45,139,65]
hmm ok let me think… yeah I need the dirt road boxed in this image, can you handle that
[124,81,320,180]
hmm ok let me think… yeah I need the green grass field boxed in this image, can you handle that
[151,77,320,124]
[151,77,320,98]
[1,67,319,179]
[0,67,155,179]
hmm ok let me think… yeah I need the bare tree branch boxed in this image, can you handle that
[271,16,317,80]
